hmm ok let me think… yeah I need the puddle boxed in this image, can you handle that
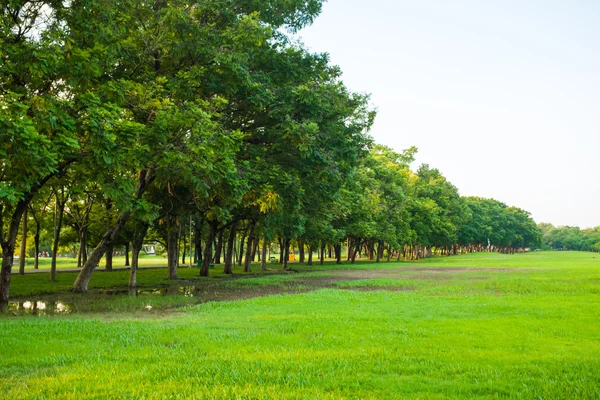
[0,267,456,317]
[2,300,75,316]
[0,286,205,316]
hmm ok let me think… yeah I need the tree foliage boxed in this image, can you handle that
[0,0,548,300]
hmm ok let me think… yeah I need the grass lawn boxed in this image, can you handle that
[1,251,599,399]
[13,254,169,271]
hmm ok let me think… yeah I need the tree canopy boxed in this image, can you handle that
[0,0,547,301]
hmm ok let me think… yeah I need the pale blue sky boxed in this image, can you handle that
[297,0,600,228]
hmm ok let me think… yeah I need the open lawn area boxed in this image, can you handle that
[1,251,599,399]
[11,254,169,271]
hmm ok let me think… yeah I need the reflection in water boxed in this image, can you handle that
[1,284,203,317]
[3,300,74,316]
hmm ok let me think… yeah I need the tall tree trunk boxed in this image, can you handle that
[260,236,268,271]
[282,238,290,270]
[193,217,203,263]
[376,240,384,263]
[278,237,284,264]
[166,214,178,280]
[129,223,149,289]
[73,168,155,293]
[200,222,217,277]
[105,246,113,271]
[213,230,224,264]
[347,237,351,260]
[334,243,342,265]
[181,225,187,265]
[103,200,114,272]
[350,240,361,264]
[223,222,237,275]
[238,225,248,266]
[320,243,325,265]
[77,239,83,269]
[251,234,259,263]
[299,240,305,263]
[124,243,130,266]
[244,221,256,273]
[18,208,28,275]
[307,244,313,266]
[0,199,27,300]
[51,196,66,282]
[29,205,42,271]
[33,220,40,270]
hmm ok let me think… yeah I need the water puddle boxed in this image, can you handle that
[2,300,75,316]
[0,270,397,317]
[1,285,203,316]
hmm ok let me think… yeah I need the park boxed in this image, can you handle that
[2,0,600,398]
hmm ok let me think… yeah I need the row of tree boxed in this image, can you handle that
[538,223,600,252]
[1,0,541,301]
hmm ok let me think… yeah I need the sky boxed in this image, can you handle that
[296,0,600,228]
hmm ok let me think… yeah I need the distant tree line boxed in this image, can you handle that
[538,224,600,252]
[1,0,540,301]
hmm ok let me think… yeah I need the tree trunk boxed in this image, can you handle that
[350,240,361,264]
[124,243,130,266]
[200,222,217,277]
[181,226,187,265]
[320,244,325,265]
[51,198,66,282]
[193,217,203,263]
[299,240,305,263]
[307,245,313,266]
[347,237,351,260]
[376,240,384,263]
[77,239,83,269]
[72,168,155,293]
[238,225,248,267]
[223,222,237,275]
[251,234,259,263]
[33,220,40,270]
[279,237,284,264]
[260,236,268,271]
[244,221,256,273]
[0,248,15,302]
[334,243,342,265]
[213,230,224,264]
[18,208,28,275]
[82,229,88,265]
[129,223,148,289]
[105,246,113,271]
[166,215,178,280]
[282,238,290,270]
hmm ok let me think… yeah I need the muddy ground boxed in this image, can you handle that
[3,266,520,316]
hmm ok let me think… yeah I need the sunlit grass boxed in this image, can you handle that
[1,251,599,398]
[15,254,169,271]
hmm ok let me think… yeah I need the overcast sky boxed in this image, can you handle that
[297,0,600,228]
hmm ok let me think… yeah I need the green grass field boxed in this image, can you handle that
[13,254,169,271]
[1,251,599,399]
